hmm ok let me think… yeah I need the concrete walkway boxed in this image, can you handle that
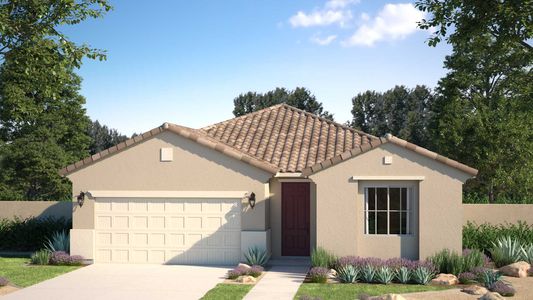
[244,258,310,300]
[1,264,228,300]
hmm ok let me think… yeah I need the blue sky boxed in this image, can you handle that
[64,0,451,135]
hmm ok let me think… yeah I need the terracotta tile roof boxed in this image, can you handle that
[60,104,477,177]
[200,104,378,173]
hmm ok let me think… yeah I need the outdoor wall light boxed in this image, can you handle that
[246,192,256,209]
[76,191,86,207]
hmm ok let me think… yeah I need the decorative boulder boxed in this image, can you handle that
[327,269,337,279]
[237,263,252,270]
[431,273,458,285]
[461,285,488,295]
[499,261,531,278]
[480,292,505,300]
[236,275,256,284]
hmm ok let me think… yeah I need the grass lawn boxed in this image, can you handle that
[201,283,253,300]
[0,257,81,288]
[295,283,453,300]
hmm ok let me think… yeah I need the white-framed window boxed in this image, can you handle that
[364,187,411,235]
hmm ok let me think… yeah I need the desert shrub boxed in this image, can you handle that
[490,236,523,267]
[360,265,376,283]
[311,247,336,268]
[412,266,435,285]
[309,267,328,283]
[489,281,516,296]
[0,277,8,287]
[336,265,359,283]
[49,251,83,266]
[458,272,477,284]
[248,265,264,277]
[375,266,394,284]
[478,269,502,288]
[0,216,71,251]
[394,266,411,284]
[463,221,533,253]
[244,247,270,267]
[30,249,51,265]
[227,265,249,279]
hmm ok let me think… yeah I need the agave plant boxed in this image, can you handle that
[361,265,375,283]
[244,246,270,266]
[375,266,394,284]
[336,265,359,283]
[521,244,533,264]
[490,236,523,267]
[478,269,503,289]
[395,266,411,284]
[412,266,435,285]
[44,230,70,253]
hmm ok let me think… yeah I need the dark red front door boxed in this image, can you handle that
[282,182,310,256]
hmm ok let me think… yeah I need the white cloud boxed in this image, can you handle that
[290,10,352,28]
[310,34,337,45]
[343,3,425,47]
[325,0,360,9]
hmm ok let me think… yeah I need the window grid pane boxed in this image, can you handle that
[364,187,411,235]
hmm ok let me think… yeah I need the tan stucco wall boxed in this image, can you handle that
[68,131,272,231]
[464,204,533,225]
[0,201,72,220]
[310,143,471,260]
[268,178,317,258]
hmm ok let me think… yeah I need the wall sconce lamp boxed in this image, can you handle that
[77,191,92,207]
[246,192,256,209]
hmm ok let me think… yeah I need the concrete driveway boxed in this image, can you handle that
[2,264,228,300]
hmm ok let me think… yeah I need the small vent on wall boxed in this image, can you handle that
[383,156,393,165]
[160,148,173,162]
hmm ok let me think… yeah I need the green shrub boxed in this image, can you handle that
[490,236,523,267]
[0,216,71,251]
[244,247,270,267]
[463,221,533,253]
[336,265,359,283]
[309,267,328,283]
[462,249,486,272]
[44,230,70,253]
[30,249,51,265]
[311,247,336,268]
[521,244,533,264]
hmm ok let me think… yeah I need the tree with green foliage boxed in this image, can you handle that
[351,85,435,148]
[0,0,111,200]
[233,87,334,120]
[88,120,128,155]
[416,0,532,202]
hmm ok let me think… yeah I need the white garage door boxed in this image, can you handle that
[94,195,241,265]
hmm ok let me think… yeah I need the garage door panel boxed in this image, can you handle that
[94,197,241,264]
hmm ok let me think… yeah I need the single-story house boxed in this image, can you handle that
[62,104,477,265]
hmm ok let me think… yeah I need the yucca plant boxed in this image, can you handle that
[244,246,270,266]
[44,230,70,253]
[490,236,523,267]
[31,249,51,265]
[395,266,411,284]
[412,266,435,285]
[375,266,394,284]
[361,265,375,283]
[336,265,359,283]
